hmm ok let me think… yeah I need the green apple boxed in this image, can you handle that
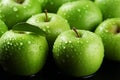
[0,23,48,76]
[95,0,120,20]
[42,0,78,13]
[0,19,8,37]
[95,18,120,61]
[27,12,70,49]
[53,28,104,77]
[57,0,103,31]
[39,0,48,9]
[0,0,42,29]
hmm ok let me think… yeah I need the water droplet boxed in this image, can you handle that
[13,7,18,11]
[7,41,10,45]
[86,41,89,43]
[46,26,50,29]
[43,29,46,32]
[16,15,19,17]
[77,41,80,43]
[63,13,66,16]
[65,41,68,44]
[23,6,26,9]
[63,46,66,49]
[68,41,72,43]
[66,55,69,58]
[50,2,54,5]
[28,41,31,44]
[20,42,23,46]
[105,30,109,33]
[77,9,81,12]
[86,5,89,8]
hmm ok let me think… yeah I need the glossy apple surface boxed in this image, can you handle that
[0,30,48,76]
[27,13,70,48]
[0,19,8,37]
[53,29,104,77]
[57,0,102,31]
[95,0,120,20]
[95,18,120,61]
[0,0,42,29]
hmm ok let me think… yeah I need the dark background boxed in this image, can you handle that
[0,58,120,80]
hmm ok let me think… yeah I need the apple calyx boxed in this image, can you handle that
[15,0,24,4]
[44,9,49,22]
[73,27,80,37]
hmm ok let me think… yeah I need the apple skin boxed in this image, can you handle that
[95,18,120,61]
[95,0,120,20]
[0,30,48,76]
[0,0,42,29]
[42,0,78,13]
[57,0,103,31]
[52,30,104,77]
[0,19,8,37]
[27,13,70,49]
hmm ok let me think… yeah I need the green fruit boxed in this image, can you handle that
[0,30,48,76]
[53,29,104,77]
[43,0,78,13]
[95,0,120,20]
[27,13,70,48]
[57,0,102,31]
[0,0,42,29]
[0,19,8,37]
[95,18,120,61]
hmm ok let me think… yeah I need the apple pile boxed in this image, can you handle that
[0,0,119,78]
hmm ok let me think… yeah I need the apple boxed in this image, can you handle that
[52,28,104,77]
[95,18,120,61]
[95,0,120,20]
[26,11,70,49]
[0,23,48,76]
[39,0,48,9]
[0,19,8,37]
[57,0,103,31]
[42,0,78,13]
[0,0,42,29]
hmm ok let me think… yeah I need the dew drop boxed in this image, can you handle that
[13,7,18,11]
[20,42,23,46]
[86,41,89,43]
[50,2,54,5]
[63,46,66,49]
[66,54,69,58]
[68,41,72,43]
[86,5,89,8]
[7,41,10,45]
[46,26,50,29]
[28,41,31,44]
[77,9,81,12]
[16,15,19,17]
[77,41,80,43]
[65,41,68,44]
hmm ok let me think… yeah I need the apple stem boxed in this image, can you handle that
[44,9,48,22]
[73,27,80,37]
